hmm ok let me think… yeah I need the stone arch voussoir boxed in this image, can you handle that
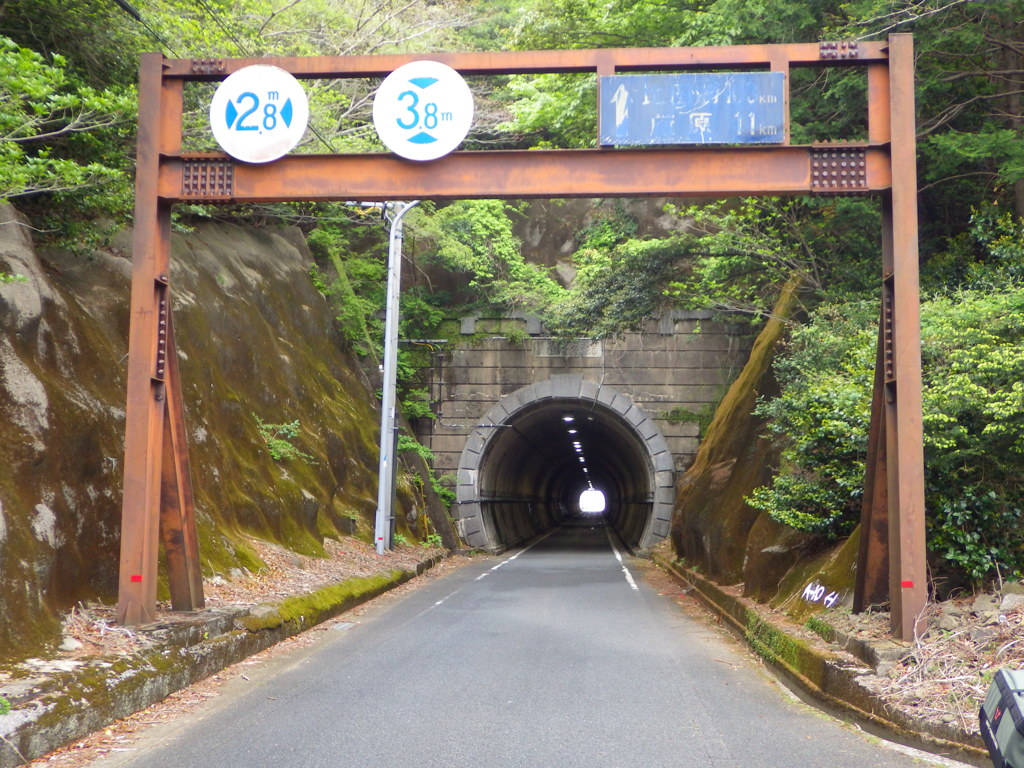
[455,375,673,552]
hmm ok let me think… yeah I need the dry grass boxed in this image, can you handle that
[877,603,1024,736]
[57,536,446,660]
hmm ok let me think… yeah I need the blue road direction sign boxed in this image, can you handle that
[600,72,785,146]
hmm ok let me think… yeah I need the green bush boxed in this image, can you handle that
[397,434,434,463]
[749,289,1024,582]
[253,414,313,463]
[748,302,875,539]
[919,290,1024,579]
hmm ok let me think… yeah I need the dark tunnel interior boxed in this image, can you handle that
[469,397,662,552]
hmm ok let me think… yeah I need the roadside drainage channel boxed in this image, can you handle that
[0,554,444,768]
[653,554,989,768]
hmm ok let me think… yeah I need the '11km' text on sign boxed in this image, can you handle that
[599,72,785,146]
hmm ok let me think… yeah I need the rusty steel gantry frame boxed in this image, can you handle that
[120,35,925,639]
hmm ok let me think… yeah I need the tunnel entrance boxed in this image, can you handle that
[455,376,674,552]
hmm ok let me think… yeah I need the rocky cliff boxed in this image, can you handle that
[669,278,858,618]
[0,205,449,659]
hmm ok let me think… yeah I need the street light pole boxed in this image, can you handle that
[375,200,420,555]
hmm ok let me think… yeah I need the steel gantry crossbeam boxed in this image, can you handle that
[120,36,925,638]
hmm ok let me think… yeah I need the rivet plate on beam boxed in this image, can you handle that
[191,58,226,75]
[810,147,868,194]
[181,158,235,200]
[882,278,895,384]
[819,41,860,60]
[154,281,169,381]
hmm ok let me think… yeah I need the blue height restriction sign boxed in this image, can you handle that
[210,65,309,163]
[373,61,474,162]
[599,72,785,146]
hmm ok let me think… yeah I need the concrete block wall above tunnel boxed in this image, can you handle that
[455,376,674,553]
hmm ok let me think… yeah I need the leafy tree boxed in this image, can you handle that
[552,235,685,339]
[832,0,1024,224]
[418,199,566,316]
[0,36,136,216]
[665,197,879,324]
[0,0,145,87]
[749,283,1024,583]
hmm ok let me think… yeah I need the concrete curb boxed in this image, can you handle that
[653,554,989,767]
[0,554,444,768]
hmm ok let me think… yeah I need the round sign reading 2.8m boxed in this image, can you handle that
[373,61,474,162]
[210,66,309,164]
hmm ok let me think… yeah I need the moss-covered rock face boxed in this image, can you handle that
[670,279,800,583]
[0,204,449,660]
[669,277,857,619]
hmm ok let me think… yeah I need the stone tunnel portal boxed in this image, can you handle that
[455,378,675,553]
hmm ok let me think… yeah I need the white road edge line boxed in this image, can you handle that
[606,528,640,591]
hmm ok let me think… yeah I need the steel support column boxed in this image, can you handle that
[118,53,203,624]
[854,328,890,612]
[854,45,896,615]
[885,34,927,639]
[854,35,925,640]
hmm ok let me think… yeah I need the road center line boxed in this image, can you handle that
[425,526,564,611]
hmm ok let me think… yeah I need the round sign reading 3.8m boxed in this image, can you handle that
[210,66,309,164]
[373,61,474,162]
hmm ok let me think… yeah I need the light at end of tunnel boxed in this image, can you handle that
[579,488,606,513]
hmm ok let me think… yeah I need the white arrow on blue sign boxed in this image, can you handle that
[599,72,785,146]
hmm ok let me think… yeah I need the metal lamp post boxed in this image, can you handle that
[374,200,420,555]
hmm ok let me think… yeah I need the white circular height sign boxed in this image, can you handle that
[373,61,474,161]
[210,66,309,163]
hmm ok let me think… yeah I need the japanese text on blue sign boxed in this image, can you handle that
[599,72,785,146]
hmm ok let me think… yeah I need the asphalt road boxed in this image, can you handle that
[93,519,951,768]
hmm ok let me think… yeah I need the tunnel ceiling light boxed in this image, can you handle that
[579,456,586,462]
[567,428,577,434]
[562,412,575,422]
